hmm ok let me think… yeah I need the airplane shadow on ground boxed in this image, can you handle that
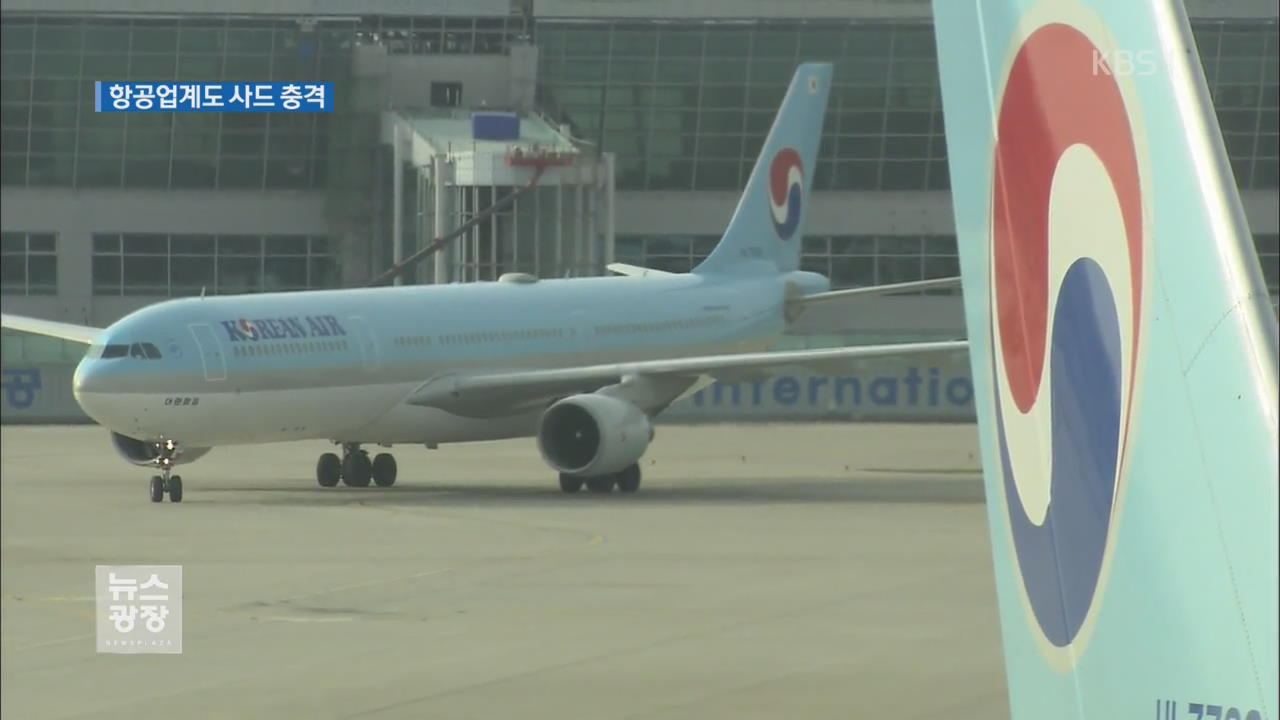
[198,475,987,509]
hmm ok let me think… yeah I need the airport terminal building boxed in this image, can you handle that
[1,0,1277,418]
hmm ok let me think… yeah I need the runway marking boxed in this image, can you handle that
[12,632,95,652]
[353,499,608,548]
[861,467,982,475]
[270,567,455,605]
[257,615,354,623]
[249,532,603,610]
[350,566,977,717]
[4,594,95,603]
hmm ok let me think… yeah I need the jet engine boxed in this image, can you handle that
[110,432,212,467]
[537,394,653,476]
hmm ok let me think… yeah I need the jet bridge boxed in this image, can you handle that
[380,109,615,285]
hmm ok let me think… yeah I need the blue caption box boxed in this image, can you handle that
[94,82,334,113]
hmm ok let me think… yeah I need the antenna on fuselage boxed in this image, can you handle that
[200,286,206,298]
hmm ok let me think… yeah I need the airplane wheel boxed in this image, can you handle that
[342,451,372,487]
[617,464,641,494]
[372,453,397,487]
[316,453,341,487]
[149,476,165,503]
[586,476,615,493]
[168,475,183,503]
[559,473,583,493]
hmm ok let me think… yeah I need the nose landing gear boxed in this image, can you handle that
[148,439,183,503]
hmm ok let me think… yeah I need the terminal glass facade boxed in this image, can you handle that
[616,233,959,289]
[539,20,947,192]
[353,15,530,55]
[90,233,338,296]
[538,19,1278,192]
[0,15,353,190]
[620,232,1280,295]
[1257,233,1279,294]
[0,231,57,295]
[1196,21,1279,191]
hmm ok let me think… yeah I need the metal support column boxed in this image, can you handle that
[416,165,430,285]
[555,179,563,277]
[604,152,616,267]
[432,153,452,284]
[573,164,585,278]
[532,183,541,278]
[585,159,597,274]
[391,122,403,285]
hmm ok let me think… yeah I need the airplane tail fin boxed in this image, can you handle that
[692,63,832,277]
[933,1,1278,718]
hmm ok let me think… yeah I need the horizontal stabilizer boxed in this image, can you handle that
[794,276,961,307]
[606,263,676,278]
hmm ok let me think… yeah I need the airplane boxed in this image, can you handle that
[932,0,1278,718]
[1,62,966,504]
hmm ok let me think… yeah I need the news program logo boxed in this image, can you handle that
[96,565,183,654]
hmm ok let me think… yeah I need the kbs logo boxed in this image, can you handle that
[1091,48,1158,77]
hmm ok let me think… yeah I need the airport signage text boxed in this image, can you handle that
[688,366,974,410]
[0,368,41,410]
[95,82,334,113]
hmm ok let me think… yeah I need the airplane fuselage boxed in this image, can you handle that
[72,272,796,447]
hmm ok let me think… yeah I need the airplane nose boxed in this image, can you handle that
[72,359,114,425]
[72,358,102,396]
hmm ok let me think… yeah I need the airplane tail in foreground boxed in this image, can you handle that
[932,1,1278,718]
[693,63,832,277]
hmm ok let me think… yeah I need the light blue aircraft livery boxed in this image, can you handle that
[933,0,1278,718]
[1,63,965,503]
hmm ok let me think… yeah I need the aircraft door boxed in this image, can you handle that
[348,316,380,372]
[188,323,227,381]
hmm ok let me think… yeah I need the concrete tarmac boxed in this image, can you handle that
[1,423,1008,720]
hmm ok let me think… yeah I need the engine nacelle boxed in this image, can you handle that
[110,432,212,467]
[537,394,653,476]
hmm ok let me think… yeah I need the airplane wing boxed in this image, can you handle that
[407,340,967,417]
[1,313,102,344]
[606,263,676,277]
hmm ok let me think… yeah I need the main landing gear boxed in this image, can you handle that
[148,439,183,503]
[558,463,641,495]
[316,443,397,489]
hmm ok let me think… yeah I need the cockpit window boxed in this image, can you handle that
[95,343,162,359]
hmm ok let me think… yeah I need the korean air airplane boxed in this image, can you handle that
[933,0,1278,718]
[1,63,965,504]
